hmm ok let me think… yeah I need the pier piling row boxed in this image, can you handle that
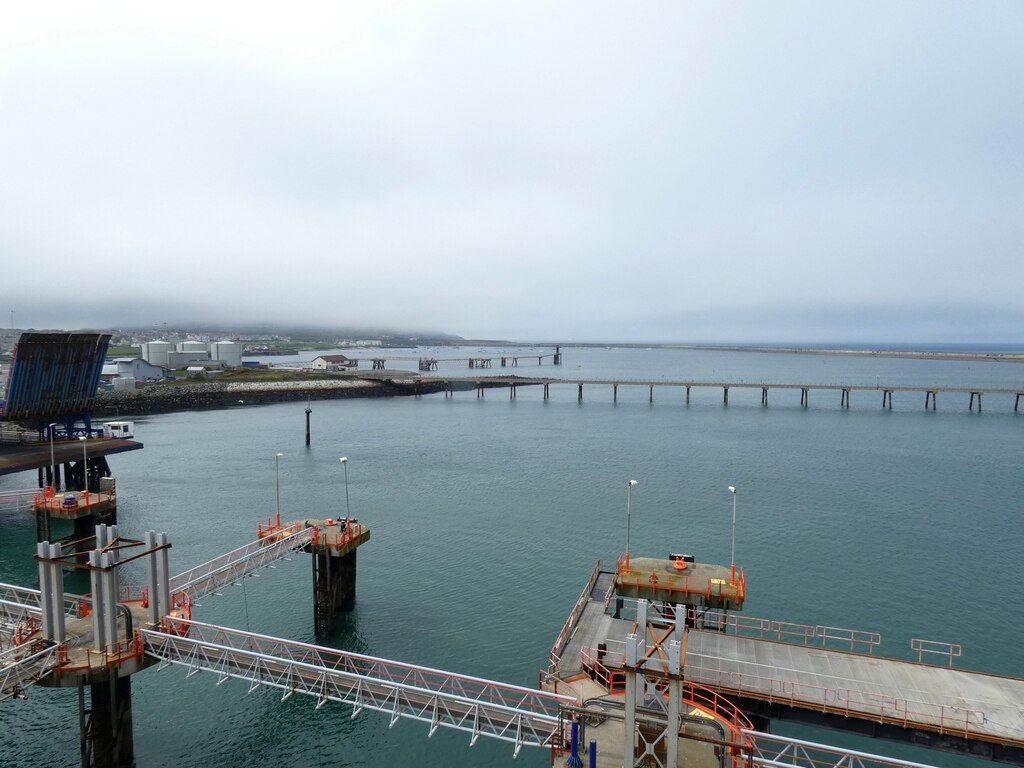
[432,377,1024,413]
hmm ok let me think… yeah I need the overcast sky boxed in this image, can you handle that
[2,2,1021,343]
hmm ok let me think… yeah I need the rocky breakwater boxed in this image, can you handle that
[95,376,447,416]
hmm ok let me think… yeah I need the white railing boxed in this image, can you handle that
[0,642,62,701]
[169,524,312,602]
[746,729,941,768]
[142,618,576,756]
[548,560,602,673]
[690,608,881,654]
[0,488,41,512]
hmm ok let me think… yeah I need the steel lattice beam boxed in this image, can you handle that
[140,619,575,755]
[169,525,312,601]
[0,642,61,701]
[745,729,941,768]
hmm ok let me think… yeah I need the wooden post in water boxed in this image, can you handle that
[800,388,808,407]
[762,387,768,406]
[578,383,584,402]
[723,387,729,405]
[969,392,982,412]
[882,390,893,409]
[649,385,653,403]
[686,385,690,404]
[613,384,617,403]
[544,383,549,400]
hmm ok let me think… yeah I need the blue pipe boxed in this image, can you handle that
[565,720,583,767]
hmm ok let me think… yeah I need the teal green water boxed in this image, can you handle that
[1,347,1022,767]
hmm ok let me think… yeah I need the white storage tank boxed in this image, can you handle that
[209,340,242,368]
[177,341,207,353]
[141,341,172,367]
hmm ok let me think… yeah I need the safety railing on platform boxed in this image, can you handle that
[169,523,311,602]
[684,660,993,743]
[0,590,91,630]
[616,554,746,604]
[142,618,577,757]
[54,632,146,673]
[911,638,962,668]
[578,645,754,753]
[744,729,943,768]
[689,608,882,654]
[548,559,602,674]
[32,486,116,513]
[0,488,42,512]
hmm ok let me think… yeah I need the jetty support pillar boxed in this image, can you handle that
[309,520,370,635]
[80,672,134,768]
[313,549,356,634]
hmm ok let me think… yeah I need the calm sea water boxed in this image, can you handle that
[1,346,1022,767]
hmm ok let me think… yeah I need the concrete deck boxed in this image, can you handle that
[0,438,143,476]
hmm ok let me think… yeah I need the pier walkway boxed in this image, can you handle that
[141,617,574,756]
[553,567,1024,765]
[684,629,1024,761]
[430,375,1024,411]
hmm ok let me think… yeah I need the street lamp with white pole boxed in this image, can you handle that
[625,480,638,570]
[339,457,350,519]
[79,436,88,493]
[275,453,283,524]
[728,485,737,582]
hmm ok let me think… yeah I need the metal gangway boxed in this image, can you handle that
[141,617,574,756]
[169,521,312,602]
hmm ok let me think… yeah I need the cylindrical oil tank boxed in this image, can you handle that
[141,341,172,367]
[209,341,242,368]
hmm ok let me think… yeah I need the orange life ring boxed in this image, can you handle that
[649,573,659,585]
[326,518,335,526]
[673,558,687,571]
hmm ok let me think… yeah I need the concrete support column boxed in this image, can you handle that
[146,532,160,626]
[86,672,134,768]
[156,532,171,623]
[36,542,54,640]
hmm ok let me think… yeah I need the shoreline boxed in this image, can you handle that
[93,376,449,416]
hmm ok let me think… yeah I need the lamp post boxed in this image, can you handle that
[275,453,283,524]
[625,480,638,569]
[728,485,737,581]
[79,436,88,493]
[48,422,57,490]
[339,457,350,519]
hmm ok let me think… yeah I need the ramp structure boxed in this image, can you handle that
[0,332,110,429]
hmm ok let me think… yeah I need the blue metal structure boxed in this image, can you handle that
[0,332,111,435]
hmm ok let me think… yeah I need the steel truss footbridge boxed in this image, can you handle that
[2,521,955,767]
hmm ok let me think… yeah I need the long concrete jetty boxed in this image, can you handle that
[432,376,1024,412]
